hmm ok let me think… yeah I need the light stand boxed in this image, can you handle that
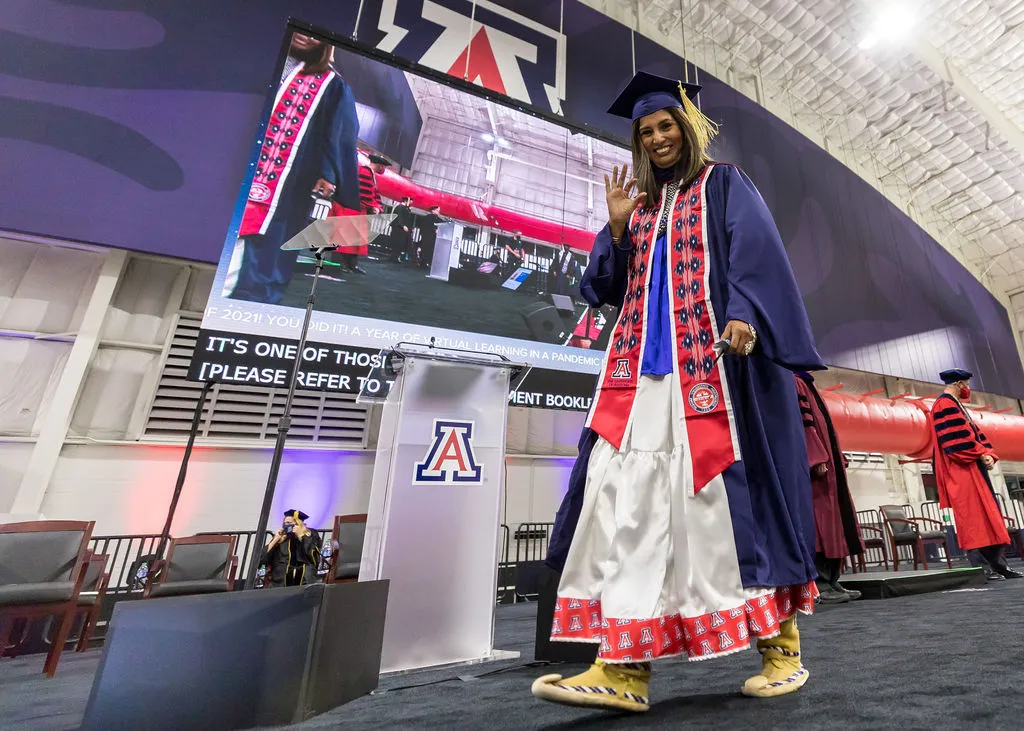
[156,378,216,561]
[245,246,330,590]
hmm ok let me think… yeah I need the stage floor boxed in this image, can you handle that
[5,573,1023,730]
[841,566,987,599]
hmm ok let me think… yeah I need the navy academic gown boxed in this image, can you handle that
[547,164,825,592]
[233,73,360,304]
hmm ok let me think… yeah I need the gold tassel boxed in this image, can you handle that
[678,81,719,150]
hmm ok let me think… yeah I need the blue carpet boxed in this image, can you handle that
[3,577,1022,729]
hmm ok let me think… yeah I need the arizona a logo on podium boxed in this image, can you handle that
[414,419,483,484]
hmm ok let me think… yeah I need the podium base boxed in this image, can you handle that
[381,649,521,678]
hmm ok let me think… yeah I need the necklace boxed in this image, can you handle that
[656,181,679,238]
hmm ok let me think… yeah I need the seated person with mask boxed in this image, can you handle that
[262,509,323,587]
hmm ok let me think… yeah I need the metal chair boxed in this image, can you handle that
[849,509,889,572]
[0,520,95,676]
[880,504,951,570]
[144,535,238,599]
[75,553,110,652]
[326,514,367,584]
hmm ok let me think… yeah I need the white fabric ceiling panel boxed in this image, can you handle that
[0,239,102,335]
[595,0,1024,302]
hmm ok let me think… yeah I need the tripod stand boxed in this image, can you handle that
[244,213,392,589]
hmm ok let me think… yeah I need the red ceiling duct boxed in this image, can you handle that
[820,390,932,458]
[967,409,1024,461]
[821,389,1024,461]
[368,158,597,252]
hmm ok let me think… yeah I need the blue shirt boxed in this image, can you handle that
[641,231,673,376]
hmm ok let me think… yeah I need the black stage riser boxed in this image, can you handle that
[841,568,986,600]
[81,581,388,730]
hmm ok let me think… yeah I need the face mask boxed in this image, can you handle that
[959,385,971,400]
[284,524,294,534]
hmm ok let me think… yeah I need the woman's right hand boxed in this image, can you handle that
[605,164,647,239]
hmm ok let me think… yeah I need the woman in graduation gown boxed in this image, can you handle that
[531,72,825,713]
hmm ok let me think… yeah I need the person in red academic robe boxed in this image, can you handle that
[795,372,864,603]
[931,368,1022,581]
[329,154,389,274]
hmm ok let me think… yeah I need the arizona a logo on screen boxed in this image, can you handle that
[374,0,566,113]
[414,419,483,484]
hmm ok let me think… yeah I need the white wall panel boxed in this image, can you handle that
[502,460,533,530]
[847,464,902,511]
[182,267,215,312]
[0,337,71,436]
[0,239,102,334]
[102,258,182,344]
[523,458,576,524]
[40,444,376,536]
[38,443,578,538]
[70,348,158,439]
[550,409,587,454]
[0,444,33,512]
[505,406,530,453]
[524,406,556,454]
[500,458,577,529]
[0,238,37,320]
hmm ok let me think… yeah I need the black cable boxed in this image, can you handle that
[370,661,557,695]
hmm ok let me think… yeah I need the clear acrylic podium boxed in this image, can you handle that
[358,344,526,674]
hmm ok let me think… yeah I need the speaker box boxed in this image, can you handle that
[534,566,597,664]
[520,302,568,344]
[82,581,389,730]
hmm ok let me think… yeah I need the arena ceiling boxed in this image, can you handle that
[581,0,1024,303]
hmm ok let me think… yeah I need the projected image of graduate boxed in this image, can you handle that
[224,33,360,305]
[220,31,621,359]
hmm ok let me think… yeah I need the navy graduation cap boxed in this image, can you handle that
[284,509,309,521]
[607,71,702,122]
[939,368,973,384]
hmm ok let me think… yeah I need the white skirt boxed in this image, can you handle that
[551,373,815,663]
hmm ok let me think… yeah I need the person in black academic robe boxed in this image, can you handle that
[390,197,414,263]
[417,205,448,269]
[548,243,581,296]
[262,509,323,588]
[499,231,526,278]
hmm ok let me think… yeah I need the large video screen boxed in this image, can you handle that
[190,28,626,410]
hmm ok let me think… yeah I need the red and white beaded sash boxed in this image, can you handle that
[586,164,739,492]
[239,64,336,237]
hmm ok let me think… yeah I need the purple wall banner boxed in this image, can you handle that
[1,0,1021,396]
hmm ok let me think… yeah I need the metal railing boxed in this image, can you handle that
[919,500,941,522]
[513,522,553,563]
[1012,498,1024,528]
[87,534,162,595]
[88,522,527,605]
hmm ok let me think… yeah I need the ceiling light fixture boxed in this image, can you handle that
[858,2,918,50]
